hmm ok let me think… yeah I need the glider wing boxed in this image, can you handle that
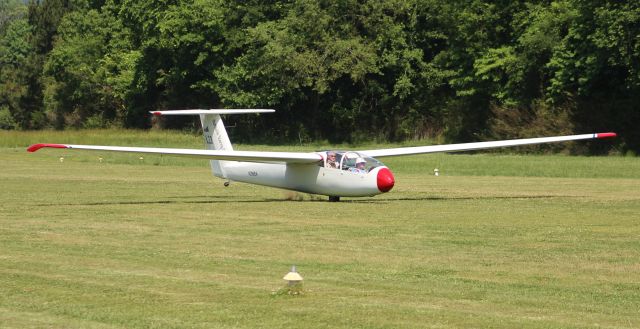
[359,133,617,158]
[27,144,322,164]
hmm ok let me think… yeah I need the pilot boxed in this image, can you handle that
[326,151,338,169]
[349,158,367,174]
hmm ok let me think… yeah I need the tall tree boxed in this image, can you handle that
[17,0,76,128]
[0,0,30,129]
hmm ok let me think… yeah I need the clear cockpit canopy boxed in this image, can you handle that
[321,151,384,173]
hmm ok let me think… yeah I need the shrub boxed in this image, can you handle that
[0,106,17,130]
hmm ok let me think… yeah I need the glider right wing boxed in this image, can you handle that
[359,133,617,158]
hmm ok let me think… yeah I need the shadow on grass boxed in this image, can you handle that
[35,198,286,207]
[34,194,575,206]
[347,195,576,204]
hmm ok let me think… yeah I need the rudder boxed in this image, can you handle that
[200,113,231,178]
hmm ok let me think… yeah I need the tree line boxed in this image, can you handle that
[0,0,638,153]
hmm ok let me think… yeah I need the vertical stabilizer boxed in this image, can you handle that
[150,109,274,180]
[199,114,232,178]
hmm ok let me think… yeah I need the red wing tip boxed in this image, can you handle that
[152,111,162,116]
[596,132,617,139]
[27,143,69,152]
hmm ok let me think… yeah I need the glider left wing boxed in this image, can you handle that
[27,143,322,164]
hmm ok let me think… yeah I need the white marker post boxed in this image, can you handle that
[283,265,303,286]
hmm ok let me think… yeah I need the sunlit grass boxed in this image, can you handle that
[0,128,204,149]
[1,130,639,328]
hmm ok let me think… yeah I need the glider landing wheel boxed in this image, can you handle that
[328,196,340,202]
[223,181,230,187]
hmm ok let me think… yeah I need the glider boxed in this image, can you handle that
[28,109,616,201]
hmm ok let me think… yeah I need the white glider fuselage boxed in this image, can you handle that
[194,109,394,197]
[221,162,392,197]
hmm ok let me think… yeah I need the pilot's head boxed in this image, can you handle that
[356,158,366,169]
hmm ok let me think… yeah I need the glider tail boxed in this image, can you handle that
[151,109,274,179]
[200,113,232,178]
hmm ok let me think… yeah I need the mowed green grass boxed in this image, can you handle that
[1,130,639,328]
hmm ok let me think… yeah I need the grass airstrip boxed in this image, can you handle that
[1,129,639,328]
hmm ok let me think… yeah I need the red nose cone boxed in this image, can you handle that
[377,167,395,192]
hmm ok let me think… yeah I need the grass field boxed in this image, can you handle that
[1,130,639,328]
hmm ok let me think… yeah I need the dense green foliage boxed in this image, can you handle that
[0,0,637,152]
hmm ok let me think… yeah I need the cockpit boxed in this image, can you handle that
[321,151,384,173]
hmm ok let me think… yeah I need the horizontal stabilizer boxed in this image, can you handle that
[151,109,274,116]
